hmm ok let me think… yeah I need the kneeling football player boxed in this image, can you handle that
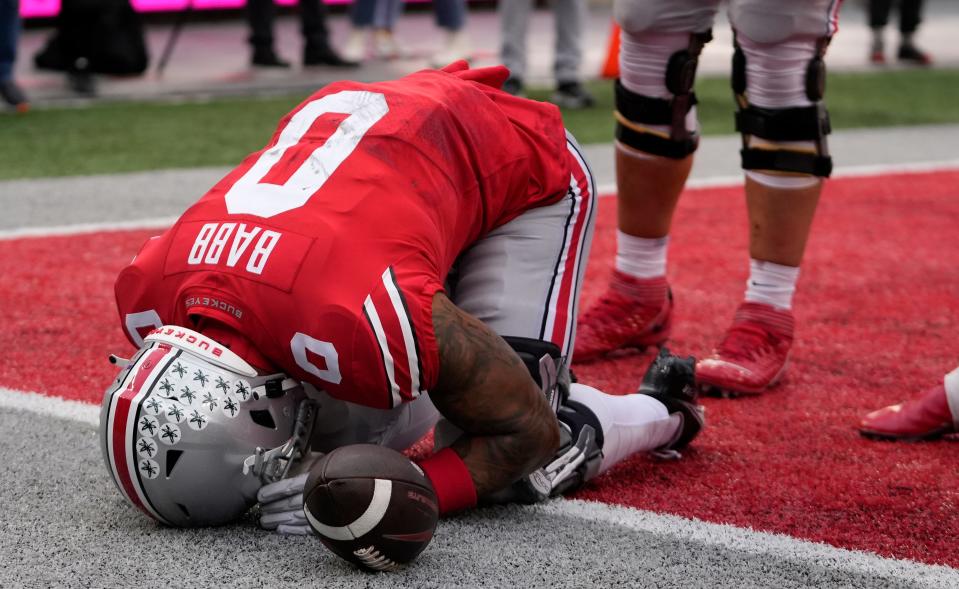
[100,62,705,532]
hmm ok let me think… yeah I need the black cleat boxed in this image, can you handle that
[638,347,704,453]
[252,48,291,68]
[897,44,932,66]
[552,81,595,110]
[0,79,29,112]
[303,44,358,68]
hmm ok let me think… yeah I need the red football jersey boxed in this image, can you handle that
[115,63,573,409]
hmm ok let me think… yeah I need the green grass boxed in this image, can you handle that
[528,68,959,144]
[2,68,958,180]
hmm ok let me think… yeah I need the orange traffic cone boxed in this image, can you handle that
[600,22,620,79]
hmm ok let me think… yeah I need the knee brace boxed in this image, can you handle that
[732,35,833,178]
[615,30,712,159]
[502,336,570,414]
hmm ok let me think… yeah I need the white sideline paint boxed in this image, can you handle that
[2,159,959,242]
[0,387,99,426]
[0,217,177,241]
[2,384,957,585]
[594,158,959,198]
[544,500,959,589]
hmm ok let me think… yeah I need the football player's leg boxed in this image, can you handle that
[569,346,703,475]
[859,365,959,441]
[575,0,719,362]
[451,132,596,360]
[697,0,838,396]
[451,138,702,501]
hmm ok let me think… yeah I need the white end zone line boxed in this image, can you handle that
[1,387,99,426]
[543,500,959,589]
[2,385,957,586]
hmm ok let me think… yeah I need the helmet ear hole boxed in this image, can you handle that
[249,409,276,430]
[165,450,184,477]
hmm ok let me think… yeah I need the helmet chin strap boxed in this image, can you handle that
[243,398,318,483]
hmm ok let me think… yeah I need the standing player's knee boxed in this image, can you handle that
[733,32,833,180]
[615,30,710,160]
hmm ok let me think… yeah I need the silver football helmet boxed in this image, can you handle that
[100,325,314,527]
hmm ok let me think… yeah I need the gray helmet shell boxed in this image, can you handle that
[100,326,304,527]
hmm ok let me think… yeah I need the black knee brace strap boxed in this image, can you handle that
[557,400,604,450]
[732,35,834,177]
[736,105,833,176]
[614,30,711,160]
[502,335,569,414]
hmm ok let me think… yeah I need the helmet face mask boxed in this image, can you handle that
[100,326,306,527]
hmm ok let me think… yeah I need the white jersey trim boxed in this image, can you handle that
[363,295,403,408]
[381,268,423,399]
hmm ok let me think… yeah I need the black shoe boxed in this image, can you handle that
[303,44,358,68]
[502,76,524,97]
[0,79,29,112]
[67,58,96,96]
[252,48,291,68]
[897,44,932,66]
[552,81,595,109]
[637,347,704,453]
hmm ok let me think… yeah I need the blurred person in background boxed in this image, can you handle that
[0,0,28,111]
[868,0,931,65]
[499,0,595,109]
[247,0,357,68]
[33,0,149,96]
[342,0,408,60]
[429,0,470,66]
[575,0,839,397]
[859,366,959,440]
[341,0,469,66]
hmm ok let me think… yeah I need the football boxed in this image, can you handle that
[303,444,439,571]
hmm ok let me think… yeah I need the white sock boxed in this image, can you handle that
[615,231,669,279]
[744,258,800,310]
[568,383,682,475]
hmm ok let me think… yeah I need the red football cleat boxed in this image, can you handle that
[859,384,958,441]
[573,270,672,362]
[696,302,794,396]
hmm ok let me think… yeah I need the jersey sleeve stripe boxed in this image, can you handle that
[363,295,403,408]
[381,267,424,398]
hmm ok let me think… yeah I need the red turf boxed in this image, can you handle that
[1,170,957,567]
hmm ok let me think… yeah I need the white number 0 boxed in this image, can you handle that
[225,91,389,218]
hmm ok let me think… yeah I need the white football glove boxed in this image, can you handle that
[257,449,326,536]
[257,472,313,536]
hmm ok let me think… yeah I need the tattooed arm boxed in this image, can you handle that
[429,293,561,498]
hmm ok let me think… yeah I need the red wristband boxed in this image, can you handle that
[417,447,478,515]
